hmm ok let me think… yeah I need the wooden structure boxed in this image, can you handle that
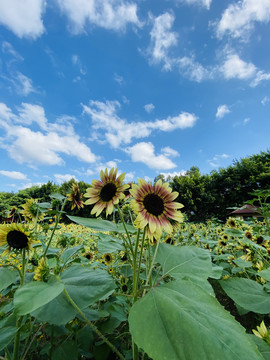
[228,204,263,220]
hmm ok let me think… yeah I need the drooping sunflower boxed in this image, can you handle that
[130,179,184,239]
[0,223,35,253]
[67,183,84,210]
[21,198,44,222]
[7,206,18,219]
[84,168,129,217]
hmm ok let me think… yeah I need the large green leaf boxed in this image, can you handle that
[61,265,116,309]
[14,281,65,315]
[97,233,124,254]
[67,215,117,232]
[156,244,212,280]
[61,245,83,265]
[0,268,17,292]
[31,292,76,325]
[31,266,116,325]
[220,278,270,314]
[52,341,78,360]
[250,335,270,360]
[258,268,270,282]
[0,326,17,351]
[129,279,264,360]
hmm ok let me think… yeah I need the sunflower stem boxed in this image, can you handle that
[43,198,67,258]
[135,228,147,295]
[63,289,125,360]
[12,249,27,360]
[143,239,160,295]
[116,204,134,257]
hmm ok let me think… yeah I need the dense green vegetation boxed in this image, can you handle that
[1,150,269,222]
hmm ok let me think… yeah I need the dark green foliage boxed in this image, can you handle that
[170,150,270,221]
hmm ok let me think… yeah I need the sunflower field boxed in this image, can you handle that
[0,168,270,360]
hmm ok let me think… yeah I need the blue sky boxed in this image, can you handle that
[0,0,270,192]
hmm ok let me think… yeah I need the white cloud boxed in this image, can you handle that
[0,102,97,166]
[216,0,270,40]
[250,70,270,87]
[127,142,177,170]
[216,104,230,119]
[13,72,37,96]
[221,54,256,80]
[82,99,198,148]
[0,0,46,39]
[144,103,155,113]
[2,41,24,61]
[177,56,211,82]
[261,96,270,105]
[56,0,141,33]
[54,174,78,184]
[15,103,47,129]
[147,12,178,70]
[208,153,229,167]
[161,170,187,179]
[0,170,27,180]
[176,0,212,10]
[114,73,124,85]
[161,146,179,157]
[72,54,87,75]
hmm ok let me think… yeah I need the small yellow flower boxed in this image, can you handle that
[253,321,269,340]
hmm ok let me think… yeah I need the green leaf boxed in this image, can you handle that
[249,335,270,360]
[97,234,124,254]
[129,279,264,360]
[14,281,65,315]
[259,268,270,282]
[0,268,17,292]
[61,265,116,309]
[0,326,17,351]
[50,193,66,201]
[233,258,253,268]
[156,244,212,280]
[52,341,78,360]
[61,245,83,265]
[31,292,76,325]
[67,215,117,232]
[220,278,270,314]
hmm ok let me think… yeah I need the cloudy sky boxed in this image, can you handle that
[0,0,270,191]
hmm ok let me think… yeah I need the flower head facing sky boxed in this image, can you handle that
[130,179,183,239]
[84,168,129,217]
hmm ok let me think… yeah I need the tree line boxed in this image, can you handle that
[0,150,269,222]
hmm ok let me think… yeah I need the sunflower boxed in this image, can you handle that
[103,253,114,266]
[33,257,50,282]
[84,168,129,217]
[21,198,44,222]
[7,206,18,219]
[226,217,237,228]
[0,223,35,253]
[130,179,184,239]
[67,183,84,210]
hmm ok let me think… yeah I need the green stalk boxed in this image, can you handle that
[63,289,124,360]
[12,249,27,360]
[143,239,160,295]
[116,204,134,257]
[43,199,67,258]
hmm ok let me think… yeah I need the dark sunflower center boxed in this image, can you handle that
[100,183,117,202]
[257,236,264,244]
[143,193,165,217]
[7,230,28,249]
[105,254,112,262]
